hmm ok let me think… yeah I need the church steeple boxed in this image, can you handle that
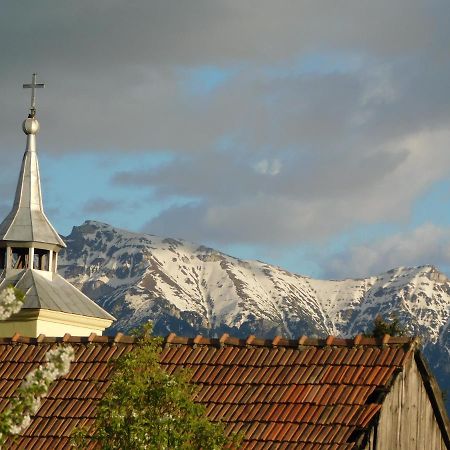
[0,74,114,337]
[0,74,65,272]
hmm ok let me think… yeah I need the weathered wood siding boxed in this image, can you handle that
[364,356,447,450]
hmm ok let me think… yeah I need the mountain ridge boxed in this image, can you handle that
[58,220,450,408]
[58,220,449,340]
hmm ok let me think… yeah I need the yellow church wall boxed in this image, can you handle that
[35,318,108,337]
[0,309,112,337]
[0,320,37,337]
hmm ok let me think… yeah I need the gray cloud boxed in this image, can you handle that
[1,1,450,252]
[0,1,448,153]
[82,198,118,214]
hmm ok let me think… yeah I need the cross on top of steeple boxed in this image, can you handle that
[23,73,45,117]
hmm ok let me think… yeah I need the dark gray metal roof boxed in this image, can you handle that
[0,269,114,321]
[0,127,66,247]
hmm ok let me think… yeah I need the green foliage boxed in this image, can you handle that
[11,286,24,303]
[73,324,241,450]
[366,314,406,338]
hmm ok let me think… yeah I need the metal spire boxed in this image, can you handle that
[23,73,45,118]
[0,74,65,248]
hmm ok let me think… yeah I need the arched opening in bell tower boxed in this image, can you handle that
[33,248,50,271]
[11,247,29,269]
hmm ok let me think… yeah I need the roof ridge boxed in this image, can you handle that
[164,333,418,348]
[0,332,419,348]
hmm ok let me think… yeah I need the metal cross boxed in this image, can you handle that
[23,73,45,116]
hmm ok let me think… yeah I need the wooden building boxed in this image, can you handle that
[0,333,448,449]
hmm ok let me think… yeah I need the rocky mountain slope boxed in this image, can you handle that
[59,220,450,405]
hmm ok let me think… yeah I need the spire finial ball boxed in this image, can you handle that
[22,117,40,135]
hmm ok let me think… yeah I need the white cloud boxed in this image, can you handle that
[253,159,282,176]
[323,223,450,279]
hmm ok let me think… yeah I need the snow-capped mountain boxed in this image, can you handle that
[58,220,450,405]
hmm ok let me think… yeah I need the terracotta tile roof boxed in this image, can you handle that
[0,333,420,448]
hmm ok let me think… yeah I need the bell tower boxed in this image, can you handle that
[0,74,65,274]
[0,74,114,337]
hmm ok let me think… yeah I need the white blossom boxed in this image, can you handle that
[0,286,23,320]
[0,281,76,443]
[0,345,75,442]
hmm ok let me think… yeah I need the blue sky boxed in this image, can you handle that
[1,1,450,279]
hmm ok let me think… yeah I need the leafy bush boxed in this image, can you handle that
[73,324,241,450]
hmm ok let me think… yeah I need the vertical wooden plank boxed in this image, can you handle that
[408,360,417,449]
[417,365,425,450]
[375,358,447,449]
